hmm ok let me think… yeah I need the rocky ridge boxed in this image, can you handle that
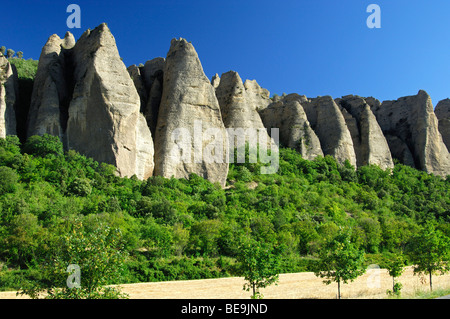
[1,23,449,183]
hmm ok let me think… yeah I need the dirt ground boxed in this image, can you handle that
[1,266,449,299]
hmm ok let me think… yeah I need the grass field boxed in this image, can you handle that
[1,266,449,299]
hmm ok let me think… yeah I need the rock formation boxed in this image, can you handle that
[27,32,75,139]
[3,23,449,183]
[435,99,450,151]
[27,24,154,180]
[336,95,394,170]
[243,79,271,111]
[302,96,357,167]
[127,57,165,137]
[66,23,154,180]
[154,38,229,186]
[259,93,323,161]
[211,73,220,89]
[0,54,18,138]
[215,71,268,130]
[370,90,450,177]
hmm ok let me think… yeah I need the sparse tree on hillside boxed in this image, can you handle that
[0,46,5,56]
[17,51,23,59]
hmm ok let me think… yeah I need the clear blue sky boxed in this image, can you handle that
[3,0,450,105]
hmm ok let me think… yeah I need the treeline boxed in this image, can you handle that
[0,46,24,59]
[0,134,449,294]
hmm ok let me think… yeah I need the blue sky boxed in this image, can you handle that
[3,0,450,105]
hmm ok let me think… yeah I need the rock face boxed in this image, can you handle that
[66,23,154,180]
[211,73,220,89]
[17,25,450,182]
[435,99,450,151]
[0,55,18,138]
[28,24,154,180]
[27,32,75,139]
[336,95,394,170]
[259,93,323,160]
[154,38,229,186]
[215,71,268,130]
[127,57,165,137]
[302,96,357,166]
[371,90,450,177]
[243,79,271,111]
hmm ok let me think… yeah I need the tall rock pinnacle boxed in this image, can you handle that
[66,23,154,180]
[154,38,229,186]
[27,32,75,139]
[28,23,155,180]
[0,55,18,138]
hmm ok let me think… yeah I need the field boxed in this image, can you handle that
[1,266,449,299]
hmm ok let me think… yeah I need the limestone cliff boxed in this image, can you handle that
[370,90,450,177]
[154,38,229,186]
[336,95,394,170]
[259,93,323,161]
[302,96,357,167]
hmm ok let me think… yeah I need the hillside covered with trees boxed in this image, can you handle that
[0,132,448,293]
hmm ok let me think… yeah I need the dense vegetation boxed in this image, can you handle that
[0,133,449,292]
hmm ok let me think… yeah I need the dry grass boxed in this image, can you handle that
[1,266,449,299]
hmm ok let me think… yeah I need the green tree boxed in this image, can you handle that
[16,51,23,59]
[0,166,19,195]
[314,229,366,299]
[236,236,282,299]
[384,254,406,296]
[19,221,129,299]
[6,49,14,58]
[407,222,450,291]
[0,46,6,55]
[23,134,64,158]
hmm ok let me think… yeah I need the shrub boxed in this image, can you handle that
[0,166,18,194]
[23,134,64,158]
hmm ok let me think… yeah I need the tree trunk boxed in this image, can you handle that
[337,280,341,299]
[252,283,256,298]
[429,271,433,291]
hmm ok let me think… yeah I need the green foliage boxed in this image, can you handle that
[236,236,282,299]
[8,58,38,80]
[384,253,406,296]
[23,134,64,158]
[0,136,448,298]
[314,229,366,299]
[0,166,18,195]
[19,220,129,299]
[6,49,14,59]
[406,222,450,290]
